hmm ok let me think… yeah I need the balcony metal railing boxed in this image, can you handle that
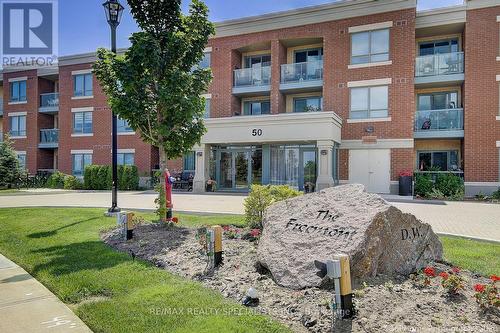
[40,129,59,144]
[40,92,59,108]
[415,52,464,77]
[281,60,323,83]
[414,108,463,132]
[233,66,271,87]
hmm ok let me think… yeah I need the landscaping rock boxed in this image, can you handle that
[257,184,443,289]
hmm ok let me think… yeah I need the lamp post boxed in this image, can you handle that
[103,0,124,213]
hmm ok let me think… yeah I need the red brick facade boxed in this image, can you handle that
[1,1,499,194]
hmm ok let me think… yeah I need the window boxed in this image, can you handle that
[294,48,323,63]
[244,54,271,68]
[73,112,93,134]
[72,154,92,176]
[350,86,388,119]
[10,80,27,102]
[10,115,26,137]
[17,154,26,169]
[417,151,460,171]
[294,97,322,112]
[117,153,134,166]
[417,92,458,110]
[117,118,133,132]
[200,52,211,69]
[243,100,271,116]
[183,151,196,171]
[351,29,389,64]
[204,98,211,118]
[419,39,458,56]
[73,73,93,97]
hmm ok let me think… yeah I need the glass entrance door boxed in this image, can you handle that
[218,149,252,191]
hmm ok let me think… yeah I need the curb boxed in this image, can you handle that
[436,232,500,244]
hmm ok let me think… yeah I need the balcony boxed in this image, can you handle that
[280,60,323,93]
[0,98,3,116]
[415,52,464,86]
[39,129,59,149]
[0,132,3,142]
[232,66,271,96]
[39,93,59,114]
[414,108,464,139]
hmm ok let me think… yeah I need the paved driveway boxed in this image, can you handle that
[0,190,499,242]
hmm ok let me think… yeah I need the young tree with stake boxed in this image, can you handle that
[93,0,214,221]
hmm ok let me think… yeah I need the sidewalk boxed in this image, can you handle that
[0,254,92,333]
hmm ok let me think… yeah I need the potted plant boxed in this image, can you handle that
[206,179,217,192]
[399,170,413,196]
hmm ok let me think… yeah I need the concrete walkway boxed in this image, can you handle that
[0,254,92,333]
[0,190,499,241]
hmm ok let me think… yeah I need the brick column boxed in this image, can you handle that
[271,40,286,114]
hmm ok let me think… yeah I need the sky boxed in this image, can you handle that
[59,0,464,56]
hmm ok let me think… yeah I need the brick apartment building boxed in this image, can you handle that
[1,0,499,196]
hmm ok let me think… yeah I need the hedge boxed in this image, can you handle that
[83,165,139,190]
[46,171,82,190]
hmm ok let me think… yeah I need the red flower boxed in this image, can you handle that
[424,266,436,277]
[451,267,461,274]
[399,170,413,177]
[474,284,486,293]
[250,229,261,237]
[439,272,449,280]
[222,226,230,232]
[490,275,500,282]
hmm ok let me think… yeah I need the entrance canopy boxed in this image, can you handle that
[202,111,342,145]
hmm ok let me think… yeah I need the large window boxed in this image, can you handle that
[270,145,317,191]
[204,98,211,118]
[350,86,388,119]
[243,100,270,116]
[17,154,26,169]
[417,150,460,171]
[184,151,196,171]
[294,97,322,112]
[118,153,134,166]
[419,39,458,56]
[117,118,133,132]
[417,91,458,110]
[73,73,93,97]
[200,52,211,69]
[294,48,323,63]
[244,54,271,68]
[351,29,390,64]
[73,112,93,134]
[10,80,27,102]
[9,115,26,137]
[72,153,92,176]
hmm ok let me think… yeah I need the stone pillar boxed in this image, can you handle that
[316,140,335,191]
[193,144,208,193]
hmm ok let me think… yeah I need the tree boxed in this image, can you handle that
[93,0,214,221]
[0,136,23,188]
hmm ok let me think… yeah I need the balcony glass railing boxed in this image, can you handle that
[0,132,3,142]
[234,66,271,87]
[414,108,463,132]
[40,129,59,144]
[40,93,59,108]
[281,60,323,84]
[0,98,3,114]
[415,52,464,77]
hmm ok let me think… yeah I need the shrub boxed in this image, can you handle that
[63,175,83,190]
[244,185,302,229]
[492,188,500,200]
[414,173,433,197]
[435,173,464,199]
[0,136,24,188]
[118,165,139,190]
[83,165,138,190]
[46,171,67,189]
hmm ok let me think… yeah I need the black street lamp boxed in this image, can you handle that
[103,0,124,213]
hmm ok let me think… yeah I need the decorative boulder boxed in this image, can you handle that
[257,184,443,289]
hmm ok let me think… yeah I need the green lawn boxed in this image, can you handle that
[0,208,287,333]
[441,236,500,277]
